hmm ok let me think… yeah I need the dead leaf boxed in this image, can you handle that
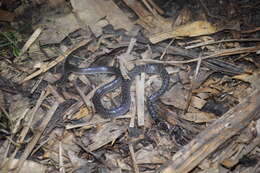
[149,20,218,44]
[71,0,134,36]
[233,70,260,90]
[135,145,169,164]
[161,83,188,110]
[182,112,217,123]
[73,106,92,119]
[39,13,81,44]
[190,96,207,109]
[87,122,127,151]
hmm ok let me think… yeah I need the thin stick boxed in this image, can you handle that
[59,142,65,173]
[160,39,174,60]
[146,0,164,15]
[142,0,157,17]
[184,54,202,113]
[136,45,260,65]
[242,27,260,34]
[129,143,140,173]
[185,38,260,49]
[20,27,42,56]
[136,74,145,126]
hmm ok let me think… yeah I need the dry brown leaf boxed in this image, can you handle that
[182,112,217,123]
[87,122,127,151]
[233,70,260,90]
[72,106,92,119]
[149,20,218,44]
[161,83,188,110]
[39,13,81,44]
[135,145,169,164]
[190,96,207,109]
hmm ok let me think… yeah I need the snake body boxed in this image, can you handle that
[65,58,170,120]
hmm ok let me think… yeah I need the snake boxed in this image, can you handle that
[64,57,170,120]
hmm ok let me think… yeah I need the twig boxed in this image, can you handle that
[66,119,111,130]
[129,90,137,128]
[184,54,202,114]
[20,27,42,56]
[142,0,157,17]
[118,38,136,79]
[30,76,43,94]
[185,38,260,49]
[136,74,145,126]
[241,27,260,34]
[136,45,260,65]
[146,0,164,15]
[160,39,174,60]
[59,142,65,173]
[20,39,91,84]
[136,48,152,126]
[66,115,132,130]
[129,143,140,173]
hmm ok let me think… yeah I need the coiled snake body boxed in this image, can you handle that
[64,58,170,120]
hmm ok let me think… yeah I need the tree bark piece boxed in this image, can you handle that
[158,89,260,173]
